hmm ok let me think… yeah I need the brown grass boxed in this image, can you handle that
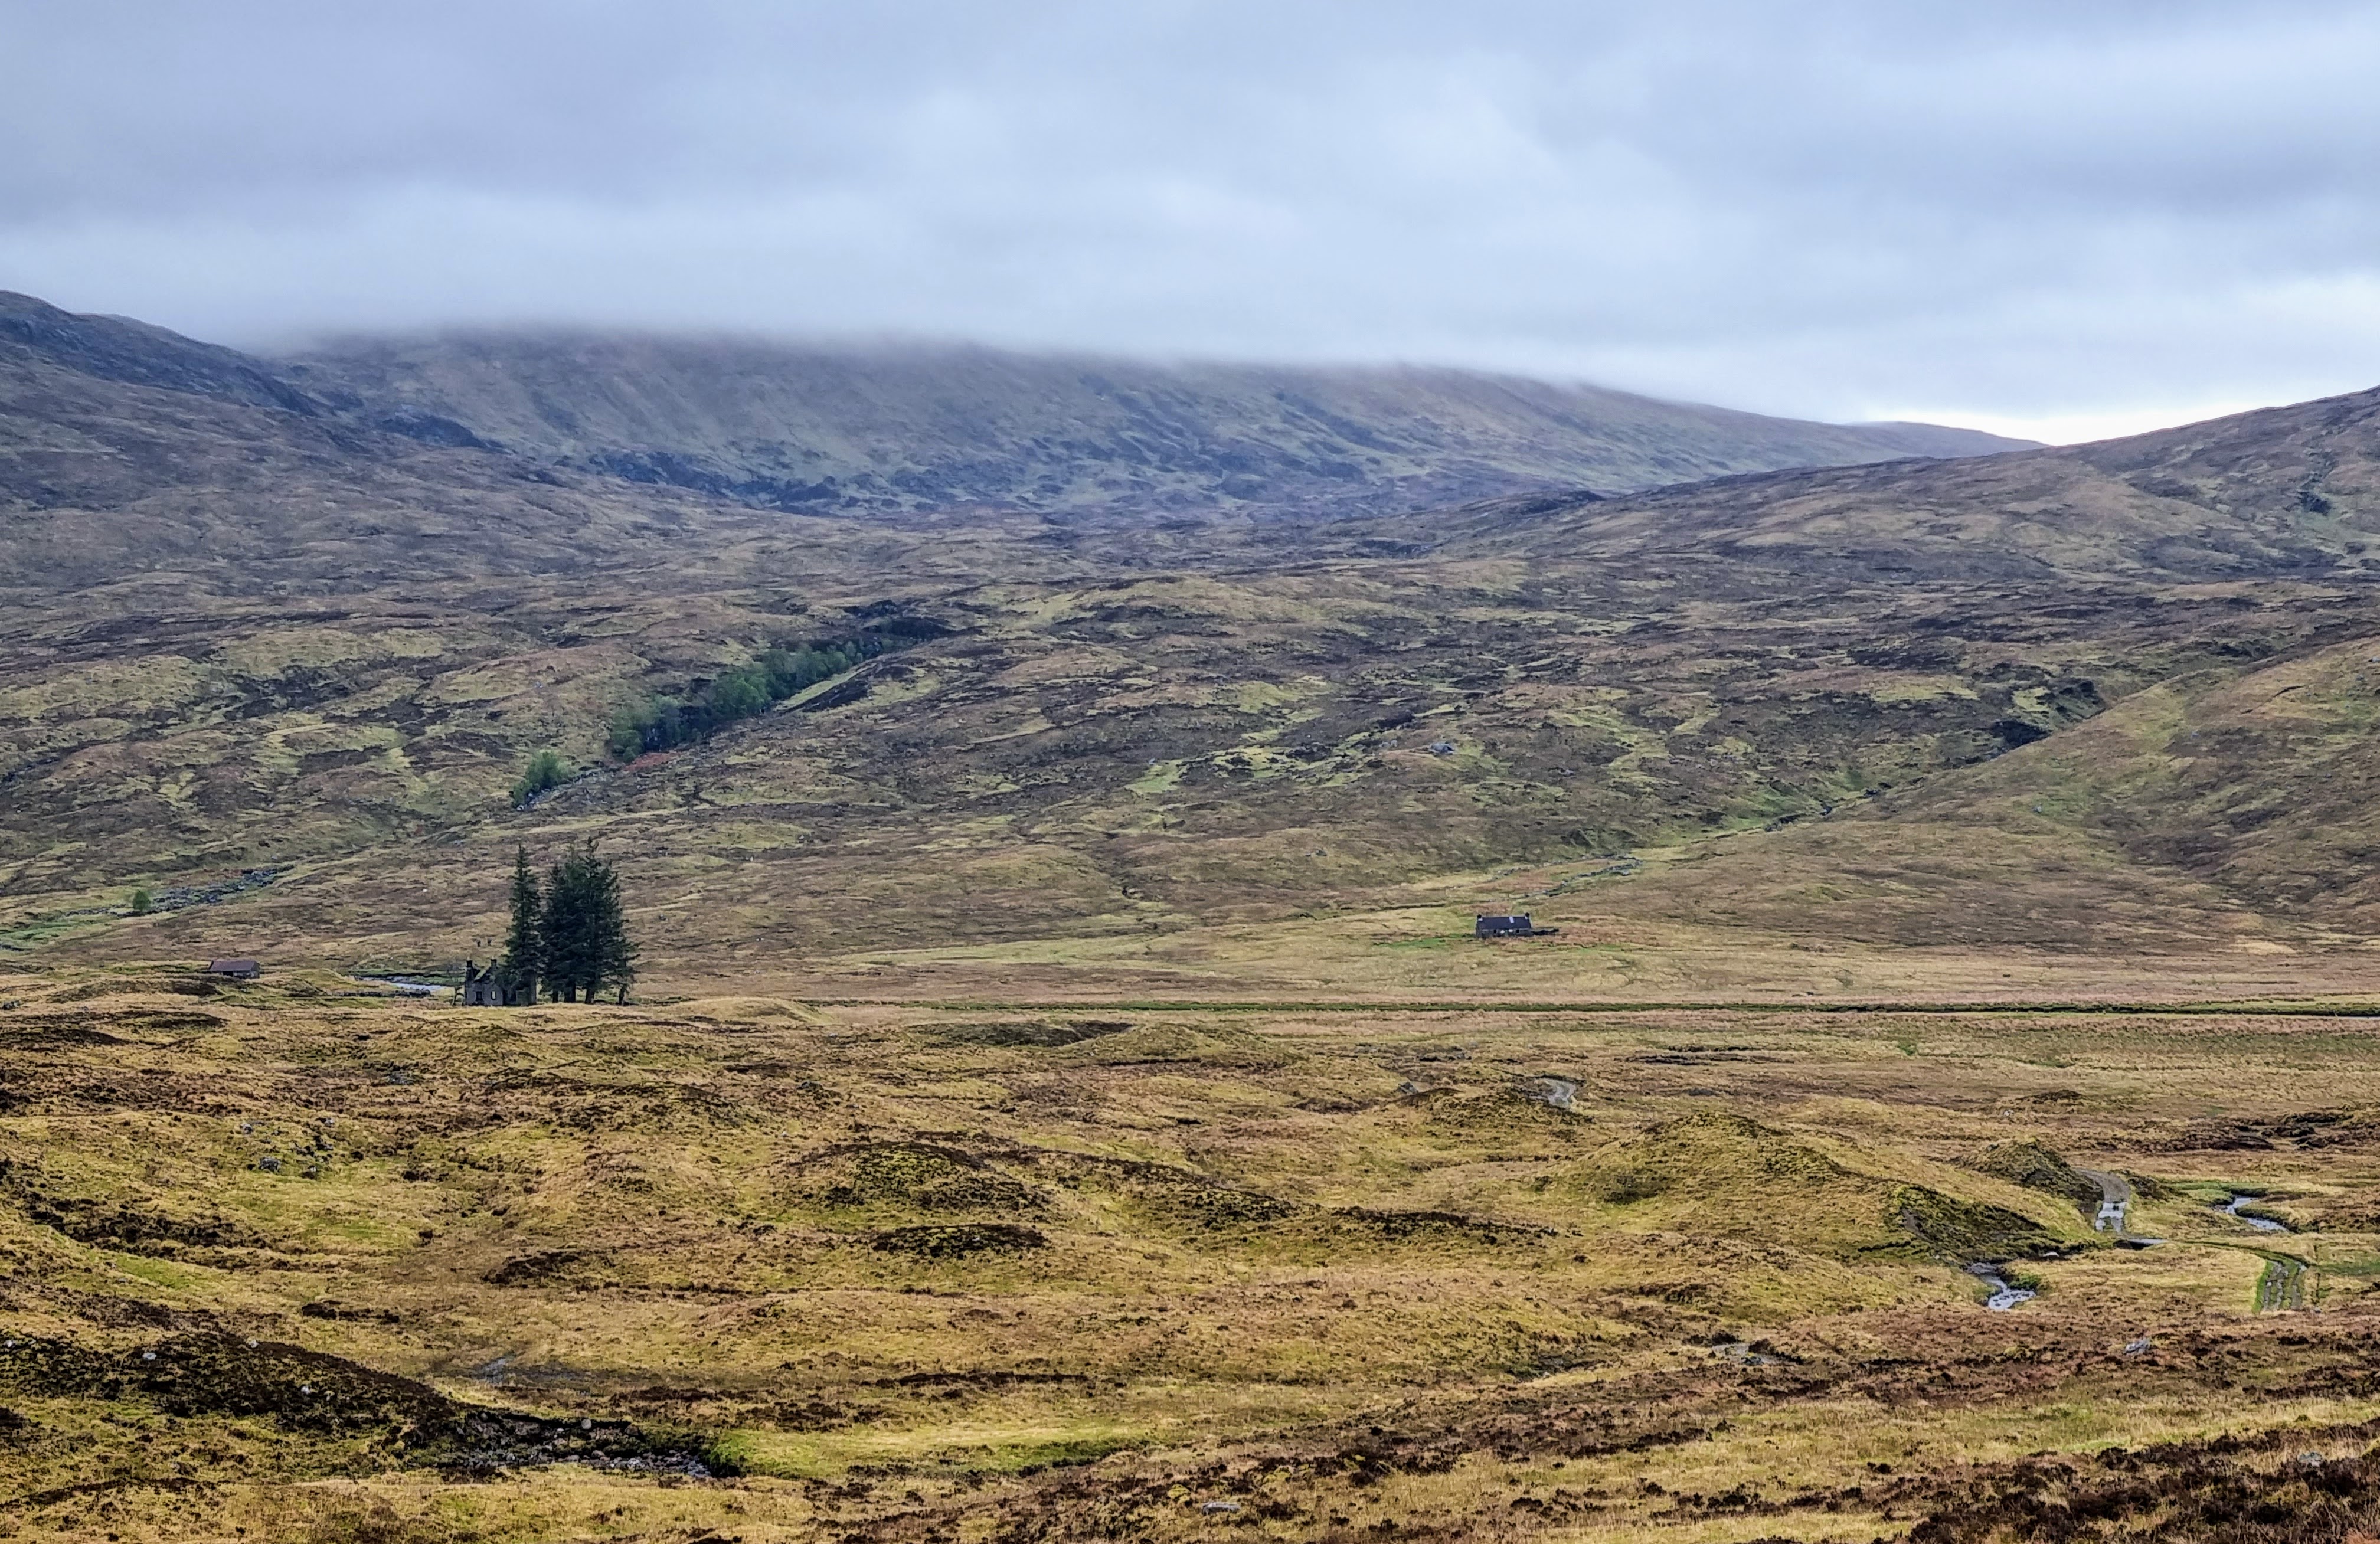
[8,961,2380,1539]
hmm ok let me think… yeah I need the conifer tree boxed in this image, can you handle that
[587,849,639,1003]
[542,850,591,1002]
[531,841,638,1003]
[501,846,542,1001]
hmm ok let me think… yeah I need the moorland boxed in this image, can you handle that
[5,290,2380,1541]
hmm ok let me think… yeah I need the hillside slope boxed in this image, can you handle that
[1421,384,2380,583]
[0,292,791,597]
[276,329,2028,519]
[7,289,2380,991]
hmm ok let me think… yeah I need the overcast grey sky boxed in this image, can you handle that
[5,1,2379,440]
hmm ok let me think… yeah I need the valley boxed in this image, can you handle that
[6,292,2380,1540]
[6,969,2380,1542]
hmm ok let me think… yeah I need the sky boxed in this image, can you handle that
[5,1,2379,442]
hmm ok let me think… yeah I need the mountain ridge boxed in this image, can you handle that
[1397,382,2380,584]
[274,326,2032,519]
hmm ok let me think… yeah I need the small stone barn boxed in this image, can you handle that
[1475,914,1534,938]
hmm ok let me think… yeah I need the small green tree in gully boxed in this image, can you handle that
[501,846,543,1002]
[511,748,573,807]
[539,841,638,1003]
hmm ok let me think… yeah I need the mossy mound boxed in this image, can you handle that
[1059,1023,1293,1069]
[870,1224,1048,1259]
[483,1249,613,1288]
[1327,1207,1550,1245]
[807,1141,1048,1214]
[37,976,220,1004]
[1964,1139,2103,1211]
[674,997,823,1026]
[1574,1110,1853,1196]
[17,1197,263,1254]
[2,1157,266,1256]
[1567,1110,2079,1262]
[0,1333,447,1434]
[1418,1085,1593,1143]
[1879,1185,2072,1263]
[0,1333,703,1467]
[927,1018,1132,1048]
[1019,1146,1299,1231]
[1136,1182,1299,1229]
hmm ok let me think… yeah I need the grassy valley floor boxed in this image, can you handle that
[8,955,2380,1541]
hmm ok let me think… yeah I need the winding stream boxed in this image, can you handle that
[1969,1189,2300,1316]
[1969,1263,2036,1311]
[2222,1194,2289,1233]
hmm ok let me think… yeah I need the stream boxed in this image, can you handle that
[349,975,445,996]
[1969,1263,2036,1311]
[2222,1194,2289,1233]
[1969,1190,2294,1316]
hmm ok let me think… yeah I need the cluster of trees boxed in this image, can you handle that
[498,842,638,1003]
[605,637,892,759]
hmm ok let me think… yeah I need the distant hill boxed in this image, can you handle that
[0,289,2033,548]
[0,289,779,596]
[1415,382,2380,583]
[274,328,2031,519]
[23,285,2380,989]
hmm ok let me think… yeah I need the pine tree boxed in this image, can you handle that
[542,851,590,1002]
[586,849,639,1003]
[529,841,637,1003]
[501,846,542,1002]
